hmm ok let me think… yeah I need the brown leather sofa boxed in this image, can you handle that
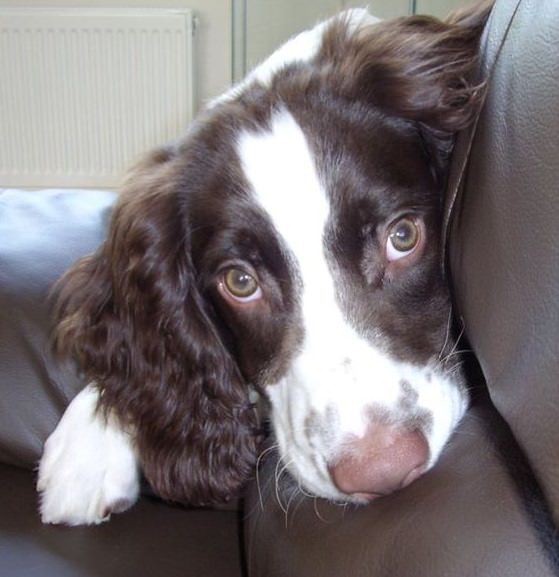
[1,0,558,575]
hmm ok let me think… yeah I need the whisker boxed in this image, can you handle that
[274,458,294,516]
[284,484,301,528]
[439,348,472,366]
[298,482,315,500]
[313,497,328,523]
[438,314,467,365]
[255,443,279,511]
[449,318,466,355]
[444,360,466,376]
[256,443,279,469]
[438,307,454,361]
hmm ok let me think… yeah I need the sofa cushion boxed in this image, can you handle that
[244,402,556,577]
[0,188,115,468]
[0,464,243,577]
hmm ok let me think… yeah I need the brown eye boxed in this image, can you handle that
[387,218,420,261]
[222,268,261,302]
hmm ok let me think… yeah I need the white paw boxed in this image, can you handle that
[37,385,140,526]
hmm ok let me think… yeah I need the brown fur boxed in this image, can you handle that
[53,150,261,505]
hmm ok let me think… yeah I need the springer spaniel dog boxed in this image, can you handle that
[38,4,491,525]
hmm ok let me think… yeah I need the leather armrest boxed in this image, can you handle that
[448,0,559,521]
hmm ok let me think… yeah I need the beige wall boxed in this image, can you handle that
[343,0,474,19]
[245,0,342,70]
[343,0,411,19]
[415,0,472,18]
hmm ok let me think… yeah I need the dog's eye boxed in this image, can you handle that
[386,218,420,261]
[221,268,262,303]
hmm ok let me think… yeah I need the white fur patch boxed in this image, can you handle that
[38,384,139,525]
[237,109,467,500]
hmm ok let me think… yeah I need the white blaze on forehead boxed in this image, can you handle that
[237,109,328,289]
[236,110,331,325]
[237,110,400,433]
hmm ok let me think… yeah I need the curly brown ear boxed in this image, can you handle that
[321,1,492,131]
[53,147,260,505]
[319,2,492,184]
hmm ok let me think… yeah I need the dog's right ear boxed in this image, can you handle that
[318,3,492,186]
[53,147,260,506]
[321,2,492,133]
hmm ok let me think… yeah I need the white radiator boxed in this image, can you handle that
[0,8,195,187]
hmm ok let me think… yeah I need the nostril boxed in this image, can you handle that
[328,426,429,499]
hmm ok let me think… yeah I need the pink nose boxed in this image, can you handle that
[329,425,429,500]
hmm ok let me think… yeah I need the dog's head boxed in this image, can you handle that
[54,6,490,505]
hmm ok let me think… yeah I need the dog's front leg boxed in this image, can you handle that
[37,383,140,525]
